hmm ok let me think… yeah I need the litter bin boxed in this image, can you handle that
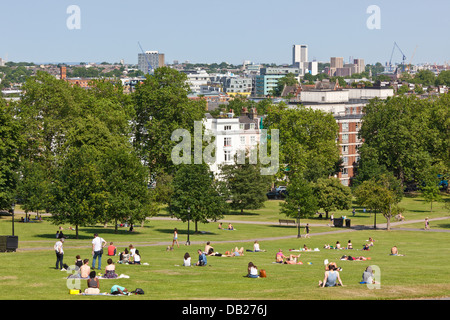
[345,219,351,228]
[333,218,344,228]
[0,236,18,252]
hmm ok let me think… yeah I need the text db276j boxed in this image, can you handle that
[181,304,268,317]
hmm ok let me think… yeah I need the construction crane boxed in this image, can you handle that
[389,42,407,73]
[407,45,418,72]
[138,42,153,75]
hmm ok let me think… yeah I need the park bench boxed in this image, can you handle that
[279,219,296,225]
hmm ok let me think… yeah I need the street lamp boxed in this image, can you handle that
[297,206,301,238]
[373,210,377,230]
[186,207,191,246]
[11,203,15,236]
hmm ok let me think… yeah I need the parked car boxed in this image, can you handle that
[266,189,288,199]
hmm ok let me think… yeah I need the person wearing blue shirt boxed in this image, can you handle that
[196,249,207,266]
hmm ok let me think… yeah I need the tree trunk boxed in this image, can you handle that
[75,225,79,239]
[114,218,118,234]
[195,220,199,234]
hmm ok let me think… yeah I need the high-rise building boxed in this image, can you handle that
[292,45,308,66]
[330,57,344,69]
[353,59,365,74]
[138,51,165,74]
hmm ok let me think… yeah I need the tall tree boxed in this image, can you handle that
[313,177,352,219]
[99,145,156,232]
[220,154,272,214]
[0,99,23,210]
[132,67,207,176]
[169,163,228,233]
[264,104,340,182]
[49,145,107,238]
[358,95,448,185]
[280,174,318,221]
[353,173,403,230]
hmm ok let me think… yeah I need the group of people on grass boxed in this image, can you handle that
[57,221,406,294]
[56,233,145,295]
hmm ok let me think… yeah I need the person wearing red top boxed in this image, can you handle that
[107,242,116,256]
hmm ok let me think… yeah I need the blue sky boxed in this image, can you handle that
[1,0,449,65]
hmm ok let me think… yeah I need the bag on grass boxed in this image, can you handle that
[132,288,144,295]
[259,269,266,278]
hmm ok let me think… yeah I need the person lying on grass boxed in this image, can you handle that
[223,247,245,257]
[284,254,302,265]
[340,255,371,261]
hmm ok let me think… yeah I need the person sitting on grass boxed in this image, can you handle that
[205,242,214,255]
[245,262,259,278]
[183,252,191,267]
[80,259,91,279]
[319,264,344,287]
[253,240,266,252]
[196,249,207,266]
[390,246,404,256]
[275,249,287,263]
[103,259,118,279]
[118,248,130,264]
[85,270,100,294]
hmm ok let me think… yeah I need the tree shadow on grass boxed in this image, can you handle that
[155,228,216,236]
[35,227,144,240]
[225,210,260,216]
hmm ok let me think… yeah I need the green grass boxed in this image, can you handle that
[0,194,449,300]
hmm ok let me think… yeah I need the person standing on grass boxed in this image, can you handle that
[54,237,65,270]
[425,218,430,230]
[304,224,310,238]
[92,233,106,270]
[172,228,179,249]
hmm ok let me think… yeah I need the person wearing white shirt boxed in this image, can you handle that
[91,233,106,270]
[54,238,65,270]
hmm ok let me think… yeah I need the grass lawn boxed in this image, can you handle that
[0,194,449,301]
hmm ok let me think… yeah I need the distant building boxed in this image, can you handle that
[255,67,301,96]
[290,80,394,186]
[216,75,252,97]
[292,45,308,66]
[204,108,262,176]
[184,70,212,93]
[138,51,165,74]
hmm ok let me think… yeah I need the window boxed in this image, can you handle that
[240,136,246,145]
[342,134,349,143]
[249,123,255,129]
[250,136,256,144]
[224,137,231,147]
[224,125,231,131]
[224,150,232,161]
[342,122,348,132]
[239,124,244,130]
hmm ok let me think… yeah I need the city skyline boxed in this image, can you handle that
[1,0,449,66]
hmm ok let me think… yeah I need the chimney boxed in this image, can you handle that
[249,107,257,120]
[60,66,67,80]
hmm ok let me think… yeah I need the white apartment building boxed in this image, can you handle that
[185,70,212,93]
[204,109,261,176]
